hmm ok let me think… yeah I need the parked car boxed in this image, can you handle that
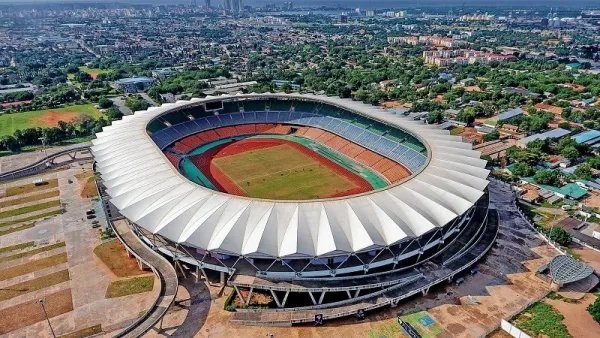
[86,214,96,219]
[86,209,95,215]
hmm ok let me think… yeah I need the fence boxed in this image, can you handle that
[501,320,531,338]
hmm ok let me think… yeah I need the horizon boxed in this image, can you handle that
[0,0,599,8]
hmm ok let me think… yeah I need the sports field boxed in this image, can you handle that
[79,66,112,80]
[0,104,102,137]
[208,139,371,200]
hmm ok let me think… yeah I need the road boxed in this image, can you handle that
[110,96,133,116]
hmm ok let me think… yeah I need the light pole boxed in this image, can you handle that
[38,299,56,338]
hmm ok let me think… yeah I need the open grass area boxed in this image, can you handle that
[0,223,34,236]
[79,66,112,79]
[0,104,102,137]
[0,199,61,220]
[0,269,70,301]
[0,209,61,229]
[450,126,465,136]
[0,242,65,264]
[0,190,59,209]
[0,241,35,255]
[213,144,356,200]
[513,302,572,338]
[0,253,68,281]
[93,239,149,277]
[5,178,59,197]
[105,275,155,298]
[0,288,73,335]
[58,324,102,338]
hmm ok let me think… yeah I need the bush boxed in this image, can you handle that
[546,227,572,246]
[587,296,600,323]
[97,97,113,109]
[223,289,237,312]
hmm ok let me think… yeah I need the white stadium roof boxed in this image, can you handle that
[92,93,489,259]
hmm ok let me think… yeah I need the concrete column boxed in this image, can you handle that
[246,287,254,306]
[318,291,327,305]
[233,285,246,305]
[281,291,290,307]
[220,271,226,286]
[270,290,282,308]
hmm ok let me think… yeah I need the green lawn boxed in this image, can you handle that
[401,311,444,338]
[0,104,102,137]
[0,241,35,255]
[105,276,155,298]
[513,302,571,338]
[0,200,61,220]
[212,144,357,200]
[367,311,443,338]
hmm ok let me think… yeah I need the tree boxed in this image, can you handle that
[558,122,571,130]
[533,169,561,186]
[104,107,123,121]
[0,135,20,152]
[97,97,113,109]
[483,130,500,142]
[588,296,600,323]
[561,146,580,161]
[588,156,600,169]
[547,227,571,246]
[574,163,594,180]
[511,163,536,177]
[426,111,443,124]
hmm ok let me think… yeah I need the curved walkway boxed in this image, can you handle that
[111,220,178,338]
[0,145,92,182]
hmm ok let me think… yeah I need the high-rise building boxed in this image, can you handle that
[366,10,375,17]
[225,0,232,11]
[232,0,239,12]
[205,0,211,9]
[339,14,348,24]
[236,0,243,13]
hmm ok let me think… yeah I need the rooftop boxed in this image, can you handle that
[519,128,571,146]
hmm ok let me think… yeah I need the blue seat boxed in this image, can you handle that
[266,112,280,122]
[254,111,267,122]
[237,112,258,123]
[205,115,221,128]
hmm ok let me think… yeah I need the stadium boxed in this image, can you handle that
[91,93,495,324]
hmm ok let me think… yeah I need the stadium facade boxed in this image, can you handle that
[92,93,494,317]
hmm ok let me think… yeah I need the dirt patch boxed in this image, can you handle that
[233,289,273,307]
[74,171,97,198]
[571,247,600,273]
[544,293,600,338]
[0,288,73,335]
[86,71,99,80]
[93,239,150,277]
[31,111,84,128]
